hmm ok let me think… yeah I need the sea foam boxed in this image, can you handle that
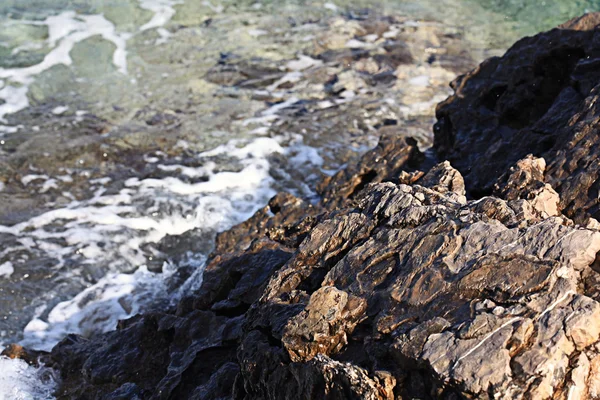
[7,135,288,352]
[0,0,181,128]
[0,12,129,124]
[0,357,55,400]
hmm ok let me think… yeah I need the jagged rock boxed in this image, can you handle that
[238,174,600,399]
[14,12,600,400]
[47,129,600,399]
[212,192,317,256]
[317,133,423,209]
[282,286,367,362]
[418,161,466,200]
[495,155,561,219]
[494,155,547,200]
[434,13,600,224]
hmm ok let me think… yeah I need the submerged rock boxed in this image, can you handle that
[9,11,600,400]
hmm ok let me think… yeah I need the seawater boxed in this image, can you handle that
[0,0,598,398]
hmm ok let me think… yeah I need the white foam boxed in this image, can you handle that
[0,86,28,122]
[250,126,269,135]
[0,12,130,121]
[12,136,284,351]
[0,262,13,278]
[155,28,172,44]
[2,12,130,80]
[287,141,324,167]
[139,0,182,32]
[286,55,323,71]
[248,29,268,37]
[39,179,58,193]
[51,106,68,115]
[261,97,299,117]
[0,124,20,134]
[202,1,224,13]
[317,100,335,109]
[11,42,44,56]
[0,357,56,400]
[23,266,170,350]
[267,72,302,91]
[158,163,211,178]
[324,2,338,11]
[21,175,48,186]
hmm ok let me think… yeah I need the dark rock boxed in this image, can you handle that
[317,133,424,209]
[282,286,367,362]
[417,160,466,198]
[434,13,600,223]
[20,12,600,400]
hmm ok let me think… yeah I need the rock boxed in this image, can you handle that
[417,160,466,198]
[317,133,424,209]
[495,155,561,219]
[434,13,600,223]
[282,286,367,362]
[494,155,547,200]
[1,343,45,366]
[46,124,600,399]
[17,11,600,400]
[239,174,600,399]
[205,59,283,88]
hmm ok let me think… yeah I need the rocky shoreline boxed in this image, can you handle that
[0,8,482,347]
[6,11,600,400]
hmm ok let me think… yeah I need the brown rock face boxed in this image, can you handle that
[434,13,600,224]
[282,286,367,362]
[10,12,600,400]
[236,175,600,399]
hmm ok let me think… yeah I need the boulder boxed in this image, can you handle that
[434,13,600,224]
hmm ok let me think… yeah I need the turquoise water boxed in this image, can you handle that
[0,0,596,122]
[476,0,600,34]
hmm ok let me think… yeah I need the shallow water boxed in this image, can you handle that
[0,0,598,398]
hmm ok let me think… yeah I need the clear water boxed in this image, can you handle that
[0,0,597,398]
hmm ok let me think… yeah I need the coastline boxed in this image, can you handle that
[7,12,600,399]
[3,3,600,399]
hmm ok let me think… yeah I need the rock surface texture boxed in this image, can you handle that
[434,13,600,224]
[8,12,600,400]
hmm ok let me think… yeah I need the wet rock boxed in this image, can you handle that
[1,343,45,366]
[205,59,283,88]
[47,310,241,400]
[211,192,319,257]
